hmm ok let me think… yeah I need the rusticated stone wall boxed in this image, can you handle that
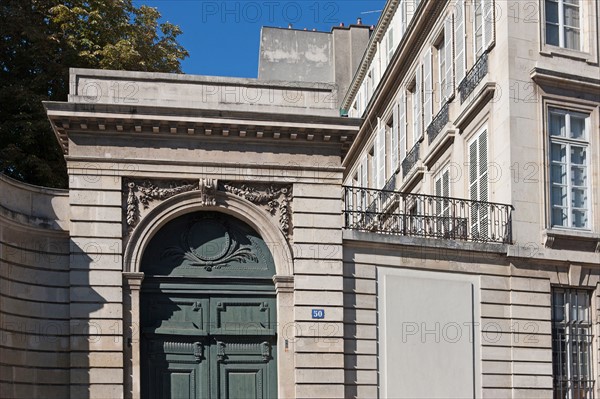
[0,174,70,398]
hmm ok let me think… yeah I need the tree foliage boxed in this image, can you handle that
[0,0,188,188]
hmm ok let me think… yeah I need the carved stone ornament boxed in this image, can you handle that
[162,217,259,272]
[126,180,200,227]
[219,181,292,235]
[198,178,217,207]
[125,178,292,236]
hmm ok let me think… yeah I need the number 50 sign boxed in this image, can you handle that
[312,309,325,319]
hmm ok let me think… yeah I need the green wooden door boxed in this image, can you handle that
[140,212,278,399]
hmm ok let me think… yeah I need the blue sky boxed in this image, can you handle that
[136,1,386,77]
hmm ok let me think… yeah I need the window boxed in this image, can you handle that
[398,92,407,163]
[434,168,451,235]
[390,109,399,175]
[549,108,590,229]
[473,0,484,58]
[387,27,395,61]
[367,68,374,99]
[455,0,467,84]
[409,70,422,144]
[375,121,387,189]
[469,129,488,239]
[423,49,433,128]
[473,0,494,59]
[546,0,581,50]
[551,288,593,398]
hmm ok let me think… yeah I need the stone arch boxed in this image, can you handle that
[122,189,296,399]
[123,190,293,278]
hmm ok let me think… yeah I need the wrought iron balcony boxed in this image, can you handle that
[402,142,420,178]
[343,186,513,244]
[458,51,489,104]
[427,102,450,144]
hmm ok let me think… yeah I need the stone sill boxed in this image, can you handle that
[543,228,600,253]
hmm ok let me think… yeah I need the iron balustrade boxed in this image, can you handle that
[402,142,420,178]
[427,102,450,144]
[458,51,489,104]
[343,186,513,244]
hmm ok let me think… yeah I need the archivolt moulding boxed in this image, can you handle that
[124,178,292,238]
[122,189,294,277]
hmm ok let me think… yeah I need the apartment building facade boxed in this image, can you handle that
[0,0,598,398]
[342,0,599,397]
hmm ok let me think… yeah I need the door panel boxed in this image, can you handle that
[143,340,209,399]
[222,367,263,399]
[213,339,277,399]
[210,297,276,336]
[142,296,210,336]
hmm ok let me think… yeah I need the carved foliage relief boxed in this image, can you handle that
[124,178,292,238]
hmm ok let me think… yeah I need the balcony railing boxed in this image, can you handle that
[343,186,513,244]
[458,51,489,104]
[402,142,420,178]
[427,102,450,144]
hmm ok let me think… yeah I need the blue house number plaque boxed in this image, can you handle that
[312,309,325,319]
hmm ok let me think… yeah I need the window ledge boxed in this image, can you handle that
[540,46,594,64]
[543,228,600,253]
[424,128,457,170]
[398,164,425,193]
[454,82,496,131]
[530,67,600,96]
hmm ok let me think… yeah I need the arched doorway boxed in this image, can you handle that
[140,211,278,398]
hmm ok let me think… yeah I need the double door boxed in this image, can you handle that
[141,293,277,399]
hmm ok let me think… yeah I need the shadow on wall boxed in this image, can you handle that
[0,174,102,399]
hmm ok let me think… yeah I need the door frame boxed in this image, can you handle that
[123,191,295,399]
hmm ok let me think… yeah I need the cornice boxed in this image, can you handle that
[44,101,361,156]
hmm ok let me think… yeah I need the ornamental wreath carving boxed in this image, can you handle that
[124,178,292,237]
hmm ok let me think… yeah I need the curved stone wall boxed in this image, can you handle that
[0,174,70,398]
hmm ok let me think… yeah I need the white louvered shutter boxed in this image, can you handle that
[380,40,388,71]
[399,92,407,162]
[414,64,422,143]
[469,130,489,239]
[455,0,466,85]
[444,16,454,99]
[376,121,386,189]
[406,0,416,27]
[435,169,451,234]
[400,0,407,37]
[483,0,494,49]
[360,156,368,188]
[391,103,399,171]
[423,49,433,128]
[359,156,368,211]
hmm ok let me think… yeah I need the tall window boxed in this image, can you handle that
[423,50,433,128]
[546,0,581,50]
[455,0,466,84]
[390,107,399,174]
[375,121,387,189]
[469,130,488,239]
[410,70,422,144]
[434,168,451,235]
[551,288,593,398]
[549,108,590,229]
[438,16,454,102]
[472,0,494,60]
[399,92,407,162]
[473,0,484,58]
[387,27,395,61]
